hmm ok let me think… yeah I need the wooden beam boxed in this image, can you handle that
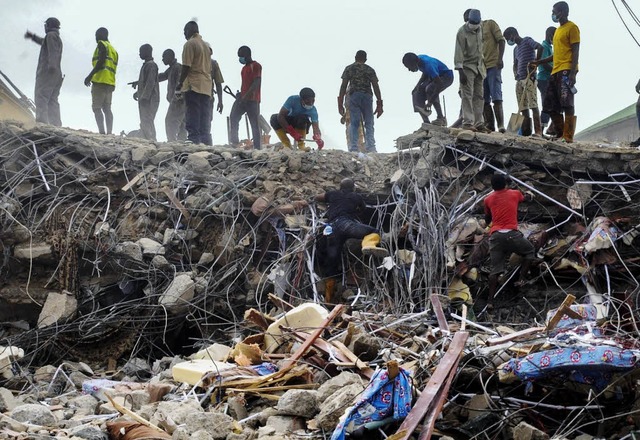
[546,294,578,332]
[161,186,191,222]
[430,294,449,332]
[486,327,545,346]
[391,331,468,440]
[281,304,345,371]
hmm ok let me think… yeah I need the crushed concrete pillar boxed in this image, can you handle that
[37,290,77,328]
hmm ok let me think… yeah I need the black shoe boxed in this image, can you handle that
[631,137,640,147]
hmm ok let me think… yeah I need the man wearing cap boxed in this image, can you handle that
[84,27,118,135]
[24,17,64,126]
[270,88,324,151]
[454,9,488,132]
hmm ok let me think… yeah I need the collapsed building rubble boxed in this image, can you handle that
[1,120,640,438]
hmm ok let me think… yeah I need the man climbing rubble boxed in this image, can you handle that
[315,178,387,302]
[270,87,324,151]
[402,52,452,126]
[24,17,63,126]
[483,174,535,306]
[84,27,118,135]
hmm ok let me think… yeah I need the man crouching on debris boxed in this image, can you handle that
[484,174,535,305]
[316,178,387,302]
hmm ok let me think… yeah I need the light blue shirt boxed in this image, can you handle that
[283,95,318,123]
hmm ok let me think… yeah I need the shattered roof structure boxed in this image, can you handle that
[2,121,640,439]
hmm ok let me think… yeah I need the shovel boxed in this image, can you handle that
[506,70,534,134]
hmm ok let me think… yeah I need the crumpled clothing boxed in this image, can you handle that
[331,367,412,440]
[580,217,620,254]
[546,304,602,337]
[500,346,640,392]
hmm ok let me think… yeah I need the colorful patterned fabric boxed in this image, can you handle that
[500,346,640,391]
[331,368,413,440]
[546,304,602,337]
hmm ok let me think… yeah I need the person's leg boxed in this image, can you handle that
[472,71,485,129]
[361,93,375,152]
[537,79,550,127]
[138,101,151,140]
[559,70,576,142]
[177,100,187,141]
[91,84,106,134]
[184,91,200,143]
[482,70,494,130]
[48,75,63,127]
[270,113,291,148]
[545,73,564,138]
[510,231,535,286]
[348,93,363,152]
[103,87,114,134]
[201,95,213,145]
[414,81,430,123]
[488,233,507,302]
[532,108,542,136]
[34,79,50,124]
[490,68,503,132]
[460,68,475,128]
[228,99,244,145]
[165,101,180,141]
[292,115,311,150]
[247,101,261,149]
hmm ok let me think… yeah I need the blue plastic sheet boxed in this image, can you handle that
[330,367,413,440]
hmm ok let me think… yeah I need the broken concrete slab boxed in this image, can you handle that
[13,242,52,260]
[37,291,77,328]
[275,389,319,418]
[158,273,195,307]
[10,403,56,426]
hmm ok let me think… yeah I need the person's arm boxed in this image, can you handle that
[496,39,505,70]
[484,203,492,226]
[46,33,62,72]
[372,80,383,118]
[337,77,349,116]
[24,31,44,45]
[138,63,158,101]
[214,78,223,112]
[85,43,106,86]
[277,106,294,133]
[454,30,468,85]
[311,121,321,137]
[315,192,327,203]
[568,42,579,86]
[177,65,190,91]
[636,78,640,94]
[513,55,518,79]
[158,67,169,82]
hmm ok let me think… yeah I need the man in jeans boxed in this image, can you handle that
[483,174,535,305]
[229,46,261,149]
[177,21,212,144]
[402,52,453,126]
[337,50,383,153]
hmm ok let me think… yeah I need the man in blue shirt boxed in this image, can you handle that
[402,52,453,126]
[270,87,324,151]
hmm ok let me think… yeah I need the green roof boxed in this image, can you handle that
[577,103,636,136]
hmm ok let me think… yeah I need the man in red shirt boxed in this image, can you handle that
[228,45,262,149]
[483,174,535,303]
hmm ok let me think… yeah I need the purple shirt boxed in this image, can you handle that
[514,37,540,80]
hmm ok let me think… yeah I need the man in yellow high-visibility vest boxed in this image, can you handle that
[84,27,118,134]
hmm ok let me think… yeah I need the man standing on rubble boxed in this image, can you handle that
[537,27,556,136]
[481,15,506,133]
[270,87,324,151]
[454,9,489,132]
[316,178,387,302]
[338,50,383,153]
[483,174,535,305]
[503,27,543,136]
[158,49,186,142]
[530,1,580,143]
[402,52,452,126]
[25,17,63,126]
[228,46,262,150]
[84,27,118,135]
[132,44,160,141]
[177,21,212,144]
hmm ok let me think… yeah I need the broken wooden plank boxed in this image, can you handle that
[391,331,469,440]
[281,304,345,371]
[418,357,459,440]
[162,186,191,222]
[486,327,545,346]
[121,166,152,192]
[268,293,294,311]
[105,392,166,433]
[243,308,275,330]
[430,294,449,332]
[546,294,580,332]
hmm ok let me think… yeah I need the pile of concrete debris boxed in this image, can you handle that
[1,121,640,439]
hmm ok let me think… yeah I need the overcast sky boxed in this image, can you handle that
[2,0,639,152]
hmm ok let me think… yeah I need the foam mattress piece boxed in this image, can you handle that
[263,303,329,353]
[172,359,235,385]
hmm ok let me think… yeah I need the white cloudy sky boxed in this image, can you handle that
[2,0,639,152]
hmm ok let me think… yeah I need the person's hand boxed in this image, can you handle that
[568,71,577,87]
[175,82,183,92]
[313,133,324,150]
[337,96,345,116]
[84,75,92,87]
[217,101,223,113]
[24,31,33,39]
[286,125,302,141]
[497,59,504,70]
[524,191,534,201]
[129,81,138,89]
[374,99,383,118]
[458,70,468,86]
[133,92,138,101]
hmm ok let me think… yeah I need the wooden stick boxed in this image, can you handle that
[161,187,191,222]
[430,294,449,332]
[104,392,165,432]
[281,304,345,371]
[546,294,576,331]
[268,293,294,311]
[486,327,545,346]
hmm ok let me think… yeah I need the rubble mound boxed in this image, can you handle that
[0,122,640,439]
